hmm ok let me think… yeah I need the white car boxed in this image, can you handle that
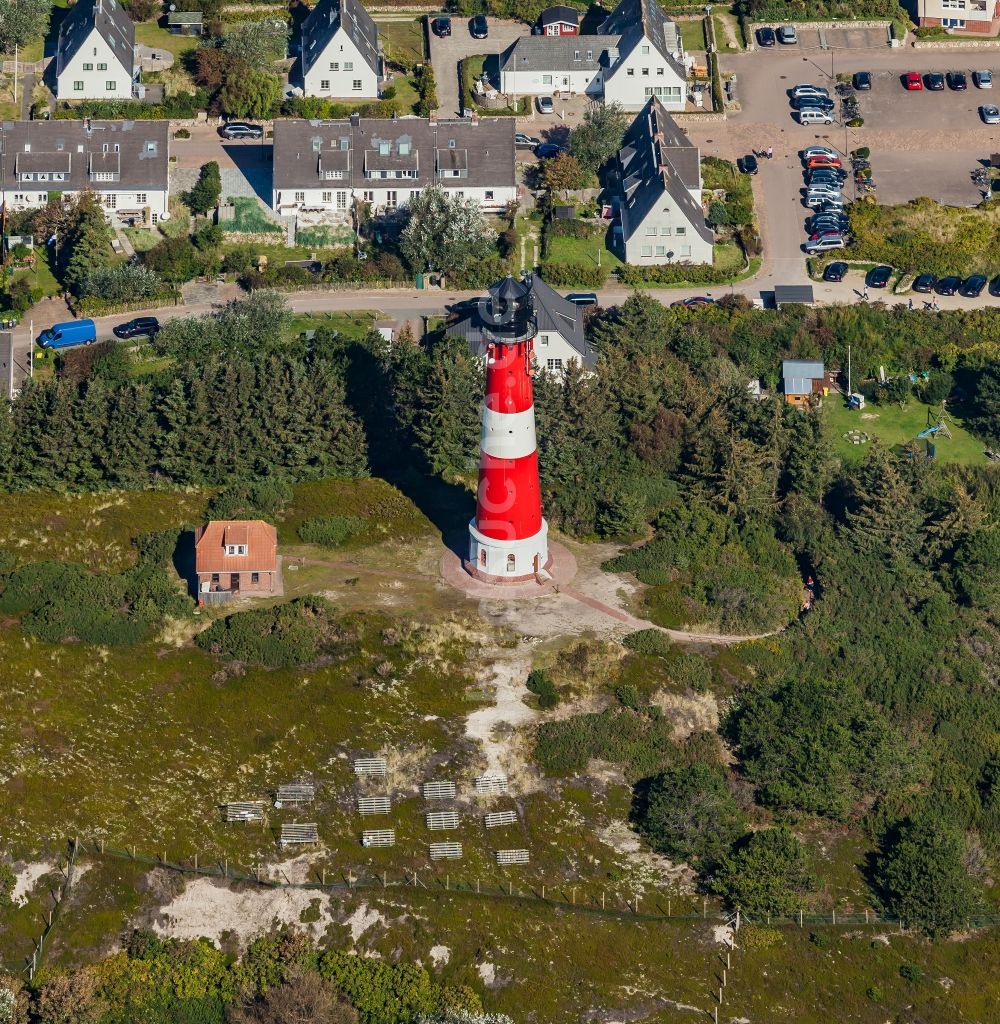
[802,145,839,160]
[975,70,993,89]
[791,84,830,99]
[806,194,844,208]
[981,104,1000,124]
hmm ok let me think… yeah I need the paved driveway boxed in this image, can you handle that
[428,17,527,118]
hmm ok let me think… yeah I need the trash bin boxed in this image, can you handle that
[415,272,425,289]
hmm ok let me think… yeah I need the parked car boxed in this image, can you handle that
[778,24,798,44]
[903,72,923,91]
[811,216,849,232]
[220,122,263,139]
[936,275,962,295]
[805,235,844,253]
[989,274,1000,296]
[913,273,937,293]
[113,316,160,339]
[799,109,834,125]
[823,261,849,282]
[806,180,843,193]
[974,69,993,89]
[807,154,842,167]
[925,72,946,91]
[757,26,776,46]
[867,265,893,289]
[431,16,451,36]
[853,71,872,91]
[809,230,844,243]
[980,104,1000,124]
[947,71,968,91]
[566,292,598,307]
[670,296,716,308]
[806,193,843,208]
[791,84,829,100]
[470,14,488,38]
[737,154,759,175]
[514,132,540,149]
[808,174,845,189]
[793,95,835,111]
[534,142,563,158]
[38,318,96,349]
[536,95,554,114]
[961,274,988,297]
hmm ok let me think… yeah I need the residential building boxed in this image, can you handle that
[0,120,170,223]
[781,359,826,407]
[166,11,204,36]
[271,115,517,222]
[538,5,580,35]
[55,0,138,101]
[915,0,1000,32]
[613,97,713,265]
[301,0,383,99]
[448,274,596,377]
[194,520,281,605]
[500,0,687,110]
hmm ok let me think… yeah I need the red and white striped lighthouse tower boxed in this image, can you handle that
[466,274,551,584]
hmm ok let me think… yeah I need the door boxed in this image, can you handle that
[229,573,240,591]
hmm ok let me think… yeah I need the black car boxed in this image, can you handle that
[947,71,968,91]
[936,275,962,295]
[757,26,776,46]
[823,261,848,282]
[853,71,872,91]
[812,218,849,234]
[220,122,263,140]
[961,274,987,297]
[990,275,1000,297]
[470,13,488,38]
[737,154,759,175]
[566,292,599,307]
[867,265,892,288]
[925,72,946,91]
[113,316,160,339]
[431,16,451,36]
[913,273,937,293]
[793,95,835,111]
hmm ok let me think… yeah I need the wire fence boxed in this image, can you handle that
[71,839,1000,932]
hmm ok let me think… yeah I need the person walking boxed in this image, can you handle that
[909,297,913,310]
[766,146,773,160]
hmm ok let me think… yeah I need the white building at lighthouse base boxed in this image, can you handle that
[466,520,551,584]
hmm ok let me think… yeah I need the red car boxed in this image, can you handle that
[807,158,842,171]
[904,71,923,91]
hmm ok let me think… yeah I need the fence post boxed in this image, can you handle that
[865,907,869,924]
[667,897,671,917]
[383,872,387,888]
[799,907,803,928]
[703,897,707,919]
[832,908,836,925]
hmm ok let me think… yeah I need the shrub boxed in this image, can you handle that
[709,827,815,916]
[525,668,560,709]
[298,516,366,548]
[538,262,608,288]
[0,864,14,908]
[618,262,735,286]
[622,629,672,658]
[207,479,292,522]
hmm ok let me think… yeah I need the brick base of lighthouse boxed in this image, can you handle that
[464,520,552,584]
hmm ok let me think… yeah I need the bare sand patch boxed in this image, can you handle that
[12,860,57,906]
[597,821,696,892]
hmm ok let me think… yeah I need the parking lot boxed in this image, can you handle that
[750,24,889,52]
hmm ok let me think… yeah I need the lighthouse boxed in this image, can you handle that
[466,274,551,584]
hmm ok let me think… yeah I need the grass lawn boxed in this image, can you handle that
[713,241,746,274]
[376,17,427,63]
[123,227,162,253]
[389,71,420,115]
[545,229,623,272]
[134,22,200,62]
[284,311,382,345]
[677,17,707,52]
[225,196,283,234]
[713,13,740,52]
[10,245,61,300]
[823,396,988,466]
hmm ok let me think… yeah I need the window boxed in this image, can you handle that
[546,358,563,371]
[506,553,516,573]
[680,244,692,256]
[136,192,146,204]
[83,63,93,70]
[322,191,333,202]
[626,68,634,76]
[363,190,374,201]
[227,545,236,555]
[542,74,553,85]
[323,170,344,179]
[238,545,246,555]
[321,79,330,90]
[386,190,398,207]
[97,62,107,70]
[641,45,650,54]
[74,81,84,91]
[642,68,649,76]
[448,138,456,149]
[645,225,656,236]
[106,81,116,91]
[574,49,580,61]
[655,245,666,256]
[104,193,116,209]
[641,245,652,257]
[675,226,686,236]
[339,137,349,150]
[657,67,665,76]
[336,191,347,209]
[455,190,464,197]
[330,62,339,70]
[660,226,672,235]
[398,141,410,155]
[539,334,549,346]
[211,573,219,584]
[485,189,494,201]
[294,191,305,202]
[378,141,390,155]
[344,61,353,70]
[587,50,593,60]
[352,79,362,91]
[251,572,259,584]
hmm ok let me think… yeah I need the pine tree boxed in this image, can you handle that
[844,446,921,564]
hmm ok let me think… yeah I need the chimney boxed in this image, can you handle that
[470,111,479,127]
[350,112,360,127]
[428,110,437,127]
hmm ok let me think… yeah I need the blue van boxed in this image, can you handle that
[37,319,97,349]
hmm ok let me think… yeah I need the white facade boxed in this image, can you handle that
[619,196,712,265]
[468,519,550,581]
[55,0,138,102]
[534,328,588,375]
[303,30,379,99]
[602,41,686,110]
[501,64,604,98]
[272,183,516,218]
[1,187,167,220]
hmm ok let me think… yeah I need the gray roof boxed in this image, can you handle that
[599,0,685,82]
[449,275,595,370]
[57,0,135,78]
[774,285,815,306]
[272,116,515,191]
[302,0,381,77]
[0,120,169,192]
[617,97,713,248]
[167,11,203,24]
[539,5,579,27]
[500,35,619,73]
[782,359,824,377]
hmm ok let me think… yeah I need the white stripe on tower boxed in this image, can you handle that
[480,406,538,461]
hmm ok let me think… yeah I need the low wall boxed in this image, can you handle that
[744,19,893,52]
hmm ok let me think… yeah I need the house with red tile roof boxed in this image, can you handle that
[194,520,281,605]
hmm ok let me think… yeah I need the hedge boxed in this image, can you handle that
[538,262,608,287]
[618,262,736,286]
[73,290,181,318]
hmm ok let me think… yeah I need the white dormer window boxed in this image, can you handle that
[399,141,410,155]
[23,143,30,153]
[227,545,236,555]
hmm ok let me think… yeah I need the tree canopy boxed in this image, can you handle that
[399,186,498,276]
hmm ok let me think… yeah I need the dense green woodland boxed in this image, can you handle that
[4,290,1000,947]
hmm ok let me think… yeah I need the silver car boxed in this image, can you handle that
[981,104,1000,124]
[975,70,993,89]
[778,24,798,44]
[805,235,844,253]
[792,84,829,99]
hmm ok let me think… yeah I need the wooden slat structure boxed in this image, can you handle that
[274,783,315,808]
[279,823,319,846]
[429,842,463,860]
[423,780,457,800]
[357,796,391,815]
[474,771,508,795]
[484,810,518,828]
[496,849,529,865]
[224,801,265,823]
[362,829,396,847]
[426,810,460,830]
[353,757,387,777]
